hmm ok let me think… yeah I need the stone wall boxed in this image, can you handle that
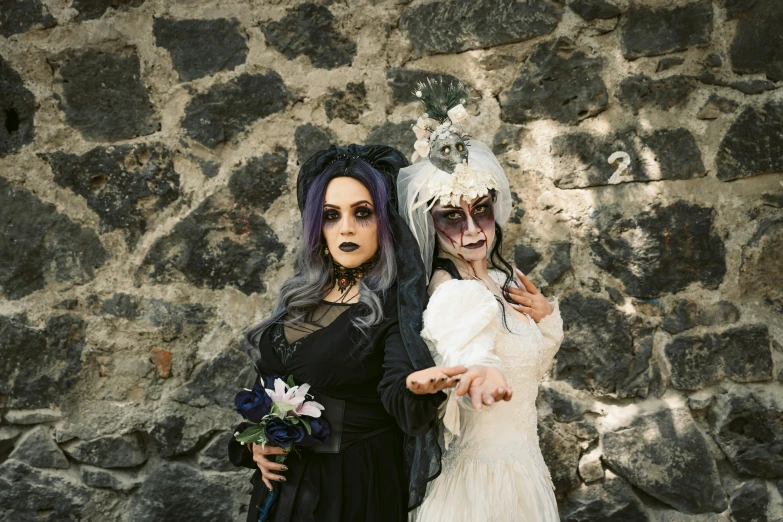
[1,0,782,520]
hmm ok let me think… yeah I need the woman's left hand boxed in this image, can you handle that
[406,365,466,394]
[506,268,553,323]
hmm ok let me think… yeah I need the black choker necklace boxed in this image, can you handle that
[333,257,376,294]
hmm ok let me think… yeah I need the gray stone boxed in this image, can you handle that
[578,450,605,483]
[365,120,416,159]
[0,314,87,408]
[723,0,758,20]
[729,0,783,81]
[153,18,248,82]
[64,433,147,468]
[182,72,290,148]
[606,286,625,306]
[0,176,106,301]
[400,0,560,56]
[0,55,35,158]
[295,123,338,165]
[569,0,620,21]
[665,325,773,390]
[514,244,541,274]
[697,301,740,326]
[729,79,779,95]
[72,0,146,21]
[642,128,706,181]
[492,124,522,155]
[127,461,234,521]
[80,465,142,492]
[602,407,727,513]
[198,431,235,472]
[385,69,464,106]
[556,293,648,397]
[262,3,356,69]
[663,300,699,334]
[716,102,783,182]
[729,480,769,522]
[0,426,21,458]
[196,158,219,178]
[500,38,607,125]
[559,472,650,522]
[704,53,722,67]
[43,143,180,249]
[228,152,288,212]
[140,151,287,294]
[0,459,97,520]
[171,343,254,409]
[697,94,738,120]
[540,385,588,422]
[663,299,740,334]
[688,390,714,411]
[538,418,581,494]
[4,408,62,424]
[740,218,783,314]
[572,419,599,441]
[101,293,142,320]
[621,1,713,59]
[507,190,527,225]
[49,46,159,142]
[617,75,699,114]
[141,298,213,343]
[709,388,783,479]
[553,127,705,188]
[541,241,572,284]
[762,193,783,208]
[9,426,69,469]
[324,82,368,124]
[589,202,726,297]
[657,57,685,72]
[0,0,56,37]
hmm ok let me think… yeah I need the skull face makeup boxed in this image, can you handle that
[429,132,469,174]
[430,193,496,263]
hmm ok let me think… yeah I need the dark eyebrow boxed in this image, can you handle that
[323,200,374,209]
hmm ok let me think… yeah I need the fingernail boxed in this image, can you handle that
[430,378,436,383]
[441,377,447,382]
[455,378,460,383]
[279,477,287,482]
[282,466,288,471]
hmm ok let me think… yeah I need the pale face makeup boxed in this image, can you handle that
[322,176,379,268]
[431,193,496,264]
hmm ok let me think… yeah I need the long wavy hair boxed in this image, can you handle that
[246,159,397,349]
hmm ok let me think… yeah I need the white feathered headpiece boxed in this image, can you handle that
[397,79,512,280]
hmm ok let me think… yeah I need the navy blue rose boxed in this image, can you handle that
[300,417,331,447]
[234,384,273,423]
[264,417,305,448]
[263,374,286,390]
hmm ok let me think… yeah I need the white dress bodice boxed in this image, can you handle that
[414,272,564,522]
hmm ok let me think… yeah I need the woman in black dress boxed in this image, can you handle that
[228,145,509,522]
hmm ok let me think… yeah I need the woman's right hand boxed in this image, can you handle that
[406,365,466,394]
[248,443,288,491]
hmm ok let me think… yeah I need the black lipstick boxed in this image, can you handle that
[339,242,359,252]
[463,240,486,250]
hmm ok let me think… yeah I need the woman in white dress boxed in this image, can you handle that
[397,81,565,522]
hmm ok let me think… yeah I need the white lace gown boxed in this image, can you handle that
[413,274,564,522]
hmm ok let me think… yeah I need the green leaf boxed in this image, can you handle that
[271,401,296,416]
[235,425,266,444]
[302,420,312,435]
[286,375,296,388]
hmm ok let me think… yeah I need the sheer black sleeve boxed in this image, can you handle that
[227,422,257,470]
[378,322,445,437]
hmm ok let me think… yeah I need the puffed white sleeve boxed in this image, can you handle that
[536,299,564,380]
[420,279,501,447]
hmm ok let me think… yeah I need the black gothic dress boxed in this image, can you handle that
[228,289,445,522]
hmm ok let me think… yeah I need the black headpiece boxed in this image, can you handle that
[296,144,441,509]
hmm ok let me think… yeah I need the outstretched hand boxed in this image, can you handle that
[506,268,553,323]
[455,365,513,410]
[406,365,466,395]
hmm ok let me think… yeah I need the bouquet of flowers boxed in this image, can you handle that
[234,375,330,521]
[234,374,330,456]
